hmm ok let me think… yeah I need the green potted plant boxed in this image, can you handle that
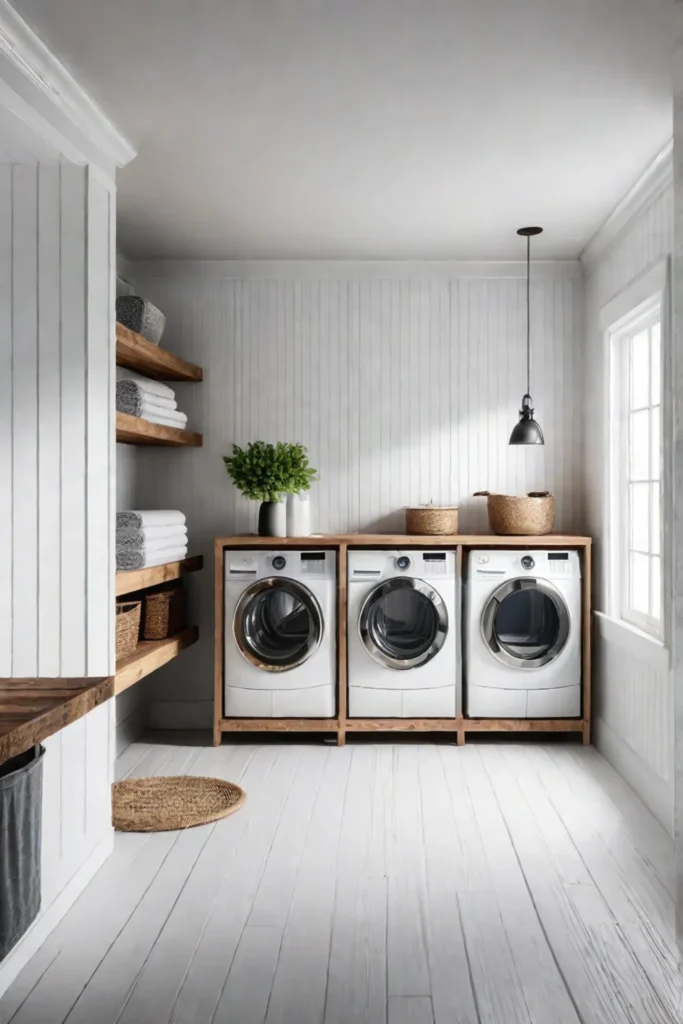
[223,441,317,536]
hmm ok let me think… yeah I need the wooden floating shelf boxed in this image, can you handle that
[0,676,113,763]
[116,555,204,597]
[116,411,202,447]
[115,627,199,695]
[116,322,203,382]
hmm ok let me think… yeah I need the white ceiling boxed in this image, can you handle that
[11,0,674,260]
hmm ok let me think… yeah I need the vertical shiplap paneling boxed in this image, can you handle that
[0,163,117,986]
[582,180,674,830]
[131,261,583,729]
[37,166,62,675]
[60,165,87,677]
[11,166,38,676]
[0,168,11,676]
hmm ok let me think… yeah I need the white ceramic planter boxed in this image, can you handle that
[286,492,311,537]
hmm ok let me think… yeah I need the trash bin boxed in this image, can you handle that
[0,745,45,960]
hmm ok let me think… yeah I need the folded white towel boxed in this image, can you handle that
[116,536,188,555]
[142,408,188,429]
[116,545,188,572]
[116,524,188,544]
[116,526,188,550]
[116,510,186,530]
[116,380,177,411]
[117,368,175,401]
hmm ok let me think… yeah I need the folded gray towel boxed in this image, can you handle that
[116,545,188,571]
[116,525,188,548]
[116,380,181,417]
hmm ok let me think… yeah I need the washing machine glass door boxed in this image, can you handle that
[482,578,569,669]
[359,578,448,670]
[234,578,323,672]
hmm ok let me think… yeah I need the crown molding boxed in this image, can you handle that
[0,0,135,168]
[134,258,582,282]
[581,140,673,269]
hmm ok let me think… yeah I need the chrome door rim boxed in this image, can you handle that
[359,577,449,670]
[481,577,570,669]
[233,577,324,672]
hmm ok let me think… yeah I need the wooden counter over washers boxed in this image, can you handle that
[214,533,592,747]
[0,676,114,763]
[216,533,591,547]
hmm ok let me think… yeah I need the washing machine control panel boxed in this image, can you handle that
[547,551,571,577]
[521,555,535,570]
[272,555,286,571]
[395,555,411,571]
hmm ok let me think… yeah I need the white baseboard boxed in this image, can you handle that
[0,829,114,998]
[593,716,673,835]
[115,704,148,756]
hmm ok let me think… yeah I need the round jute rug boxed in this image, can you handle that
[112,775,246,832]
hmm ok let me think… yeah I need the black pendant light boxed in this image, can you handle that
[509,226,545,445]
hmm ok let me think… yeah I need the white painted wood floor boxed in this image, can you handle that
[2,739,681,1024]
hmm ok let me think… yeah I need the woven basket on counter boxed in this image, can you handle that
[142,586,185,641]
[406,505,459,535]
[474,490,555,536]
[116,601,141,660]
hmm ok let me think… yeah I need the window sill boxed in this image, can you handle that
[594,611,670,669]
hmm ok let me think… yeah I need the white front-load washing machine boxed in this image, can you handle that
[465,548,581,718]
[224,549,336,717]
[348,549,457,717]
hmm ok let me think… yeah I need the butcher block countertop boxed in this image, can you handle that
[216,533,591,547]
[0,676,114,763]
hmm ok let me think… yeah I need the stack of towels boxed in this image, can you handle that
[116,510,188,571]
[116,370,188,430]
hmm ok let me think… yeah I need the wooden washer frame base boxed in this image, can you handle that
[214,534,592,748]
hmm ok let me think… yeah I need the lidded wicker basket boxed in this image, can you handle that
[116,601,141,660]
[406,505,459,535]
[474,491,555,535]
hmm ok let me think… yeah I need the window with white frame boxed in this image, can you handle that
[609,294,663,638]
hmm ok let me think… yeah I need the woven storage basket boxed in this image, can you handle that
[406,505,459,535]
[116,601,141,660]
[142,586,185,641]
[474,490,555,536]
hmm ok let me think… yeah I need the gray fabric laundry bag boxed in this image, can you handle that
[0,745,45,960]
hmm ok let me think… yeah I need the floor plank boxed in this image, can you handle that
[324,746,388,1024]
[388,995,435,1024]
[265,747,351,1024]
[1,739,680,1024]
[481,744,677,1024]
[458,746,581,1024]
[417,747,479,1024]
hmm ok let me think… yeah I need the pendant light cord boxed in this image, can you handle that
[526,232,531,397]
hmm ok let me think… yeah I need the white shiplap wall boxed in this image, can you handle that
[132,260,583,729]
[0,164,116,991]
[582,177,674,833]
